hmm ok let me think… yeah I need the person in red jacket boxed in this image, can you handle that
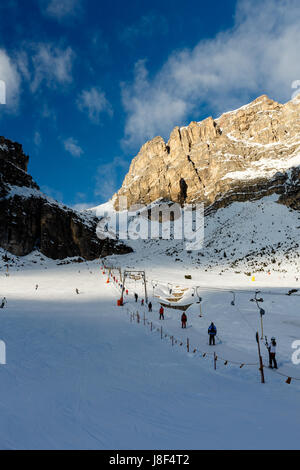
[181,312,187,329]
[159,306,164,320]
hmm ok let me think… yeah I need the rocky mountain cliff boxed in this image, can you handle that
[0,136,131,260]
[115,95,300,212]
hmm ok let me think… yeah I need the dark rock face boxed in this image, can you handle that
[277,167,300,211]
[0,136,29,172]
[0,137,132,260]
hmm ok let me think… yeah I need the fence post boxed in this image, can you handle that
[260,314,264,340]
[214,352,217,370]
[172,336,174,346]
[187,337,190,353]
[143,312,145,326]
[151,322,153,332]
[161,326,163,340]
[256,332,265,384]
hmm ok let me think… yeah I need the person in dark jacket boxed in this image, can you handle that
[208,322,217,345]
[134,293,138,303]
[159,306,164,320]
[267,337,278,369]
[148,302,152,312]
[181,312,187,329]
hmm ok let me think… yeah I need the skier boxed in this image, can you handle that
[267,337,278,369]
[134,293,138,303]
[35,284,38,290]
[141,299,144,306]
[76,288,79,295]
[181,312,187,329]
[0,297,7,309]
[159,306,164,320]
[208,322,217,345]
[126,289,129,296]
[148,302,153,312]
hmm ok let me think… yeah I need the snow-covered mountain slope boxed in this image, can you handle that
[0,258,300,449]
[93,194,300,288]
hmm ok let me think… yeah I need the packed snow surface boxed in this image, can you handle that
[0,192,300,449]
[0,245,300,449]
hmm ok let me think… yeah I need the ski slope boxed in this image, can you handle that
[0,255,300,449]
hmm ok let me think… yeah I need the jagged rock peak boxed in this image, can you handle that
[115,94,300,211]
[0,136,29,172]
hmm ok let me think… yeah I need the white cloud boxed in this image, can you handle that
[30,44,75,92]
[15,50,31,82]
[63,137,83,158]
[34,131,42,147]
[41,185,64,202]
[9,43,75,105]
[41,102,57,121]
[42,0,82,19]
[94,156,129,201]
[0,43,74,112]
[122,0,300,148]
[77,87,113,124]
[120,12,168,43]
[0,49,21,111]
[91,30,109,55]
[72,202,95,211]
[71,192,98,211]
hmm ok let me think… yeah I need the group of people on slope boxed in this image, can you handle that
[158,306,187,328]
[159,306,217,341]
[133,293,278,367]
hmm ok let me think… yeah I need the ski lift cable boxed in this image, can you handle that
[264,366,300,381]
[127,306,260,367]
[147,276,300,297]
[104,266,300,298]
[233,300,257,335]
[120,276,300,380]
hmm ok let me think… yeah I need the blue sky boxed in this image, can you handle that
[0,0,300,208]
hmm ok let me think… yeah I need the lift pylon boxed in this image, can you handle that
[121,270,148,304]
